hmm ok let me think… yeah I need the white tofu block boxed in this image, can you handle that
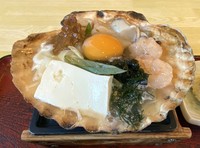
[34,60,113,117]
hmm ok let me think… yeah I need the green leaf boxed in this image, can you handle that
[85,23,92,37]
[64,54,126,75]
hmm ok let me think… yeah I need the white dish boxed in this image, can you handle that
[180,60,200,126]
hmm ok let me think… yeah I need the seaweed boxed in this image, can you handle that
[108,59,148,128]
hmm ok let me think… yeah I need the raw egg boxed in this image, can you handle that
[82,33,124,61]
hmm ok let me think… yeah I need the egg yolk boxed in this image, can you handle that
[82,34,124,61]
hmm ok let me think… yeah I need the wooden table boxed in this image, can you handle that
[0,0,200,57]
[0,0,200,147]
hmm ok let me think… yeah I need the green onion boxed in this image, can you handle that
[85,23,92,38]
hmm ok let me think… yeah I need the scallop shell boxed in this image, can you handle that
[11,10,195,132]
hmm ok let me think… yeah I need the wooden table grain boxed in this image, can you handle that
[0,0,200,57]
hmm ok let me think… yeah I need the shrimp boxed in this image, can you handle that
[137,56,173,89]
[128,37,163,59]
[137,55,154,74]
[148,60,173,89]
[127,37,172,89]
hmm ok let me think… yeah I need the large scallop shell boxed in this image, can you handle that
[11,10,195,132]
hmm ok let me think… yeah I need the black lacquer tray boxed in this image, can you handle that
[29,109,177,135]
